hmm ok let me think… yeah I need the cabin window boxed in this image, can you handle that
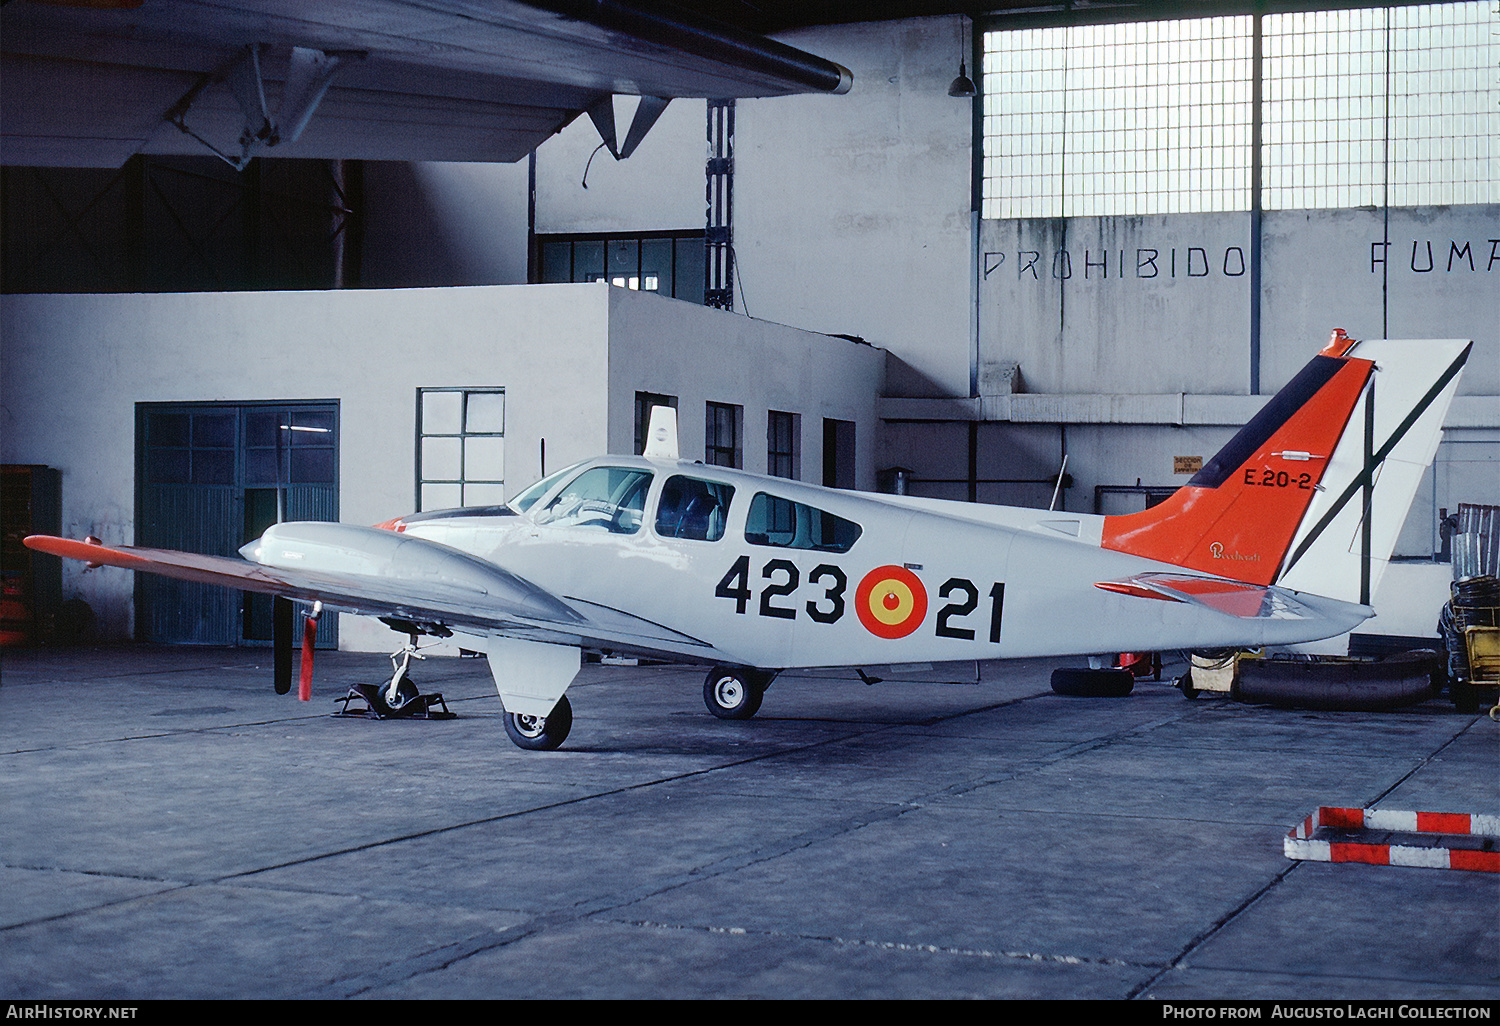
[744,493,862,553]
[533,466,652,534]
[655,476,734,542]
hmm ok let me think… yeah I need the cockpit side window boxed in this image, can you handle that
[655,476,734,542]
[745,492,862,552]
[533,467,653,533]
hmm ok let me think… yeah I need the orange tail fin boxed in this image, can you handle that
[1102,332,1373,585]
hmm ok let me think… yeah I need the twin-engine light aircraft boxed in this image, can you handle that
[27,332,1471,749]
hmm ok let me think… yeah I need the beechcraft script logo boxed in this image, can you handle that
[1209,542,1261,563]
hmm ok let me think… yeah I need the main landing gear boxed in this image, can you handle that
[703,666,777,720]
[503,694,573,750]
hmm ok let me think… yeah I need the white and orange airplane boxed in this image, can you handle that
[26,331,1471,749]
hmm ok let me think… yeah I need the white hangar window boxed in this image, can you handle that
[416,388,505,511]
[982,15,1253,218]
[981,1,1498,217]
[1262,2,1498,209]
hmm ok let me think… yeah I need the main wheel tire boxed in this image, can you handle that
[1050,667,1135,698]
[1177,670,1198,699]
[504,694,573,750]
[704,667,765,720]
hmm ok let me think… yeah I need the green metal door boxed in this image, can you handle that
[136,402,338,646]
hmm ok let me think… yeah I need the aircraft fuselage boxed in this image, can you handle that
[396,457,1365,671]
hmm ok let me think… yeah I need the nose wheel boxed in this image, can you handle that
[703,666,775,720]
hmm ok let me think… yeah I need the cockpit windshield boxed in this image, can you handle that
[508,461,586,515]
[532,466,653,534]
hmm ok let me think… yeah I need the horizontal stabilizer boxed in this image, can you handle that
[1096,573,1372,631]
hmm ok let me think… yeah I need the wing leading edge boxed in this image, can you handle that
[23,525,720,662]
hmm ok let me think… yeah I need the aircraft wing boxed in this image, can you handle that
[24,527,722,661]
[1095,572,1373,637]
[2,0,852,168]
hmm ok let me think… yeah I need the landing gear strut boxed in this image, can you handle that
[336,641,454,719]
[703,666,776,720]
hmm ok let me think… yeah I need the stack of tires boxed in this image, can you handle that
[1440,575,1500,713]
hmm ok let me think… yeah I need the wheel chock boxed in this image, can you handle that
[335,683,456,720]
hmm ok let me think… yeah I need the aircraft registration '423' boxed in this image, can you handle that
[26,332,1473,750]
[713,556,1004,644]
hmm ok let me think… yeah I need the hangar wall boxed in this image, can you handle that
[352,13,1498,581]
[978,206,1499,397]
[533,97,705,235]
[963,205,1498,546]
[2,285,603,645]
[733,18,974,397]
[354,17,974,394]
[360,161,530,289]
[520,17,973,396]
[605,287,885,487]
[1,284,882,648]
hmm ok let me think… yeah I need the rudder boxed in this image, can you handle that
[1101,331,1470,604]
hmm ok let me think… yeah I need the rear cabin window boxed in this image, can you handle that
[655,476,734,542]
[533,467,652,534]
[744,493,862,553]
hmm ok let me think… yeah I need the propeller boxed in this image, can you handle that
[272,595,319,701]
[273,596,293,695]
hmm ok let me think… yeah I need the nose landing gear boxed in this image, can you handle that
[336,642,455,720]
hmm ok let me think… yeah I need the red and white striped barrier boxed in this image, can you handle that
[1286,807,1500,873]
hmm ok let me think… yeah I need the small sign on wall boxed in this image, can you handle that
[1174,456,1203,475]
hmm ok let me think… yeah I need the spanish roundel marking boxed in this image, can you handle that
[855,565,928,639]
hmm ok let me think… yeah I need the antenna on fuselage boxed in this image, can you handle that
[1049,455,1068,511]
[643,405,679,461]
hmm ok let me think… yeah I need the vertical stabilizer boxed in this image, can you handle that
[1276,337,1471,604]
[1102,333,1469,604]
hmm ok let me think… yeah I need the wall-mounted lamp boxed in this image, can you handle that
[948,16,976,98]
[947,59,976,98]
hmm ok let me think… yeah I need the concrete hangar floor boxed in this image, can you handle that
[1,645,1496,1001]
